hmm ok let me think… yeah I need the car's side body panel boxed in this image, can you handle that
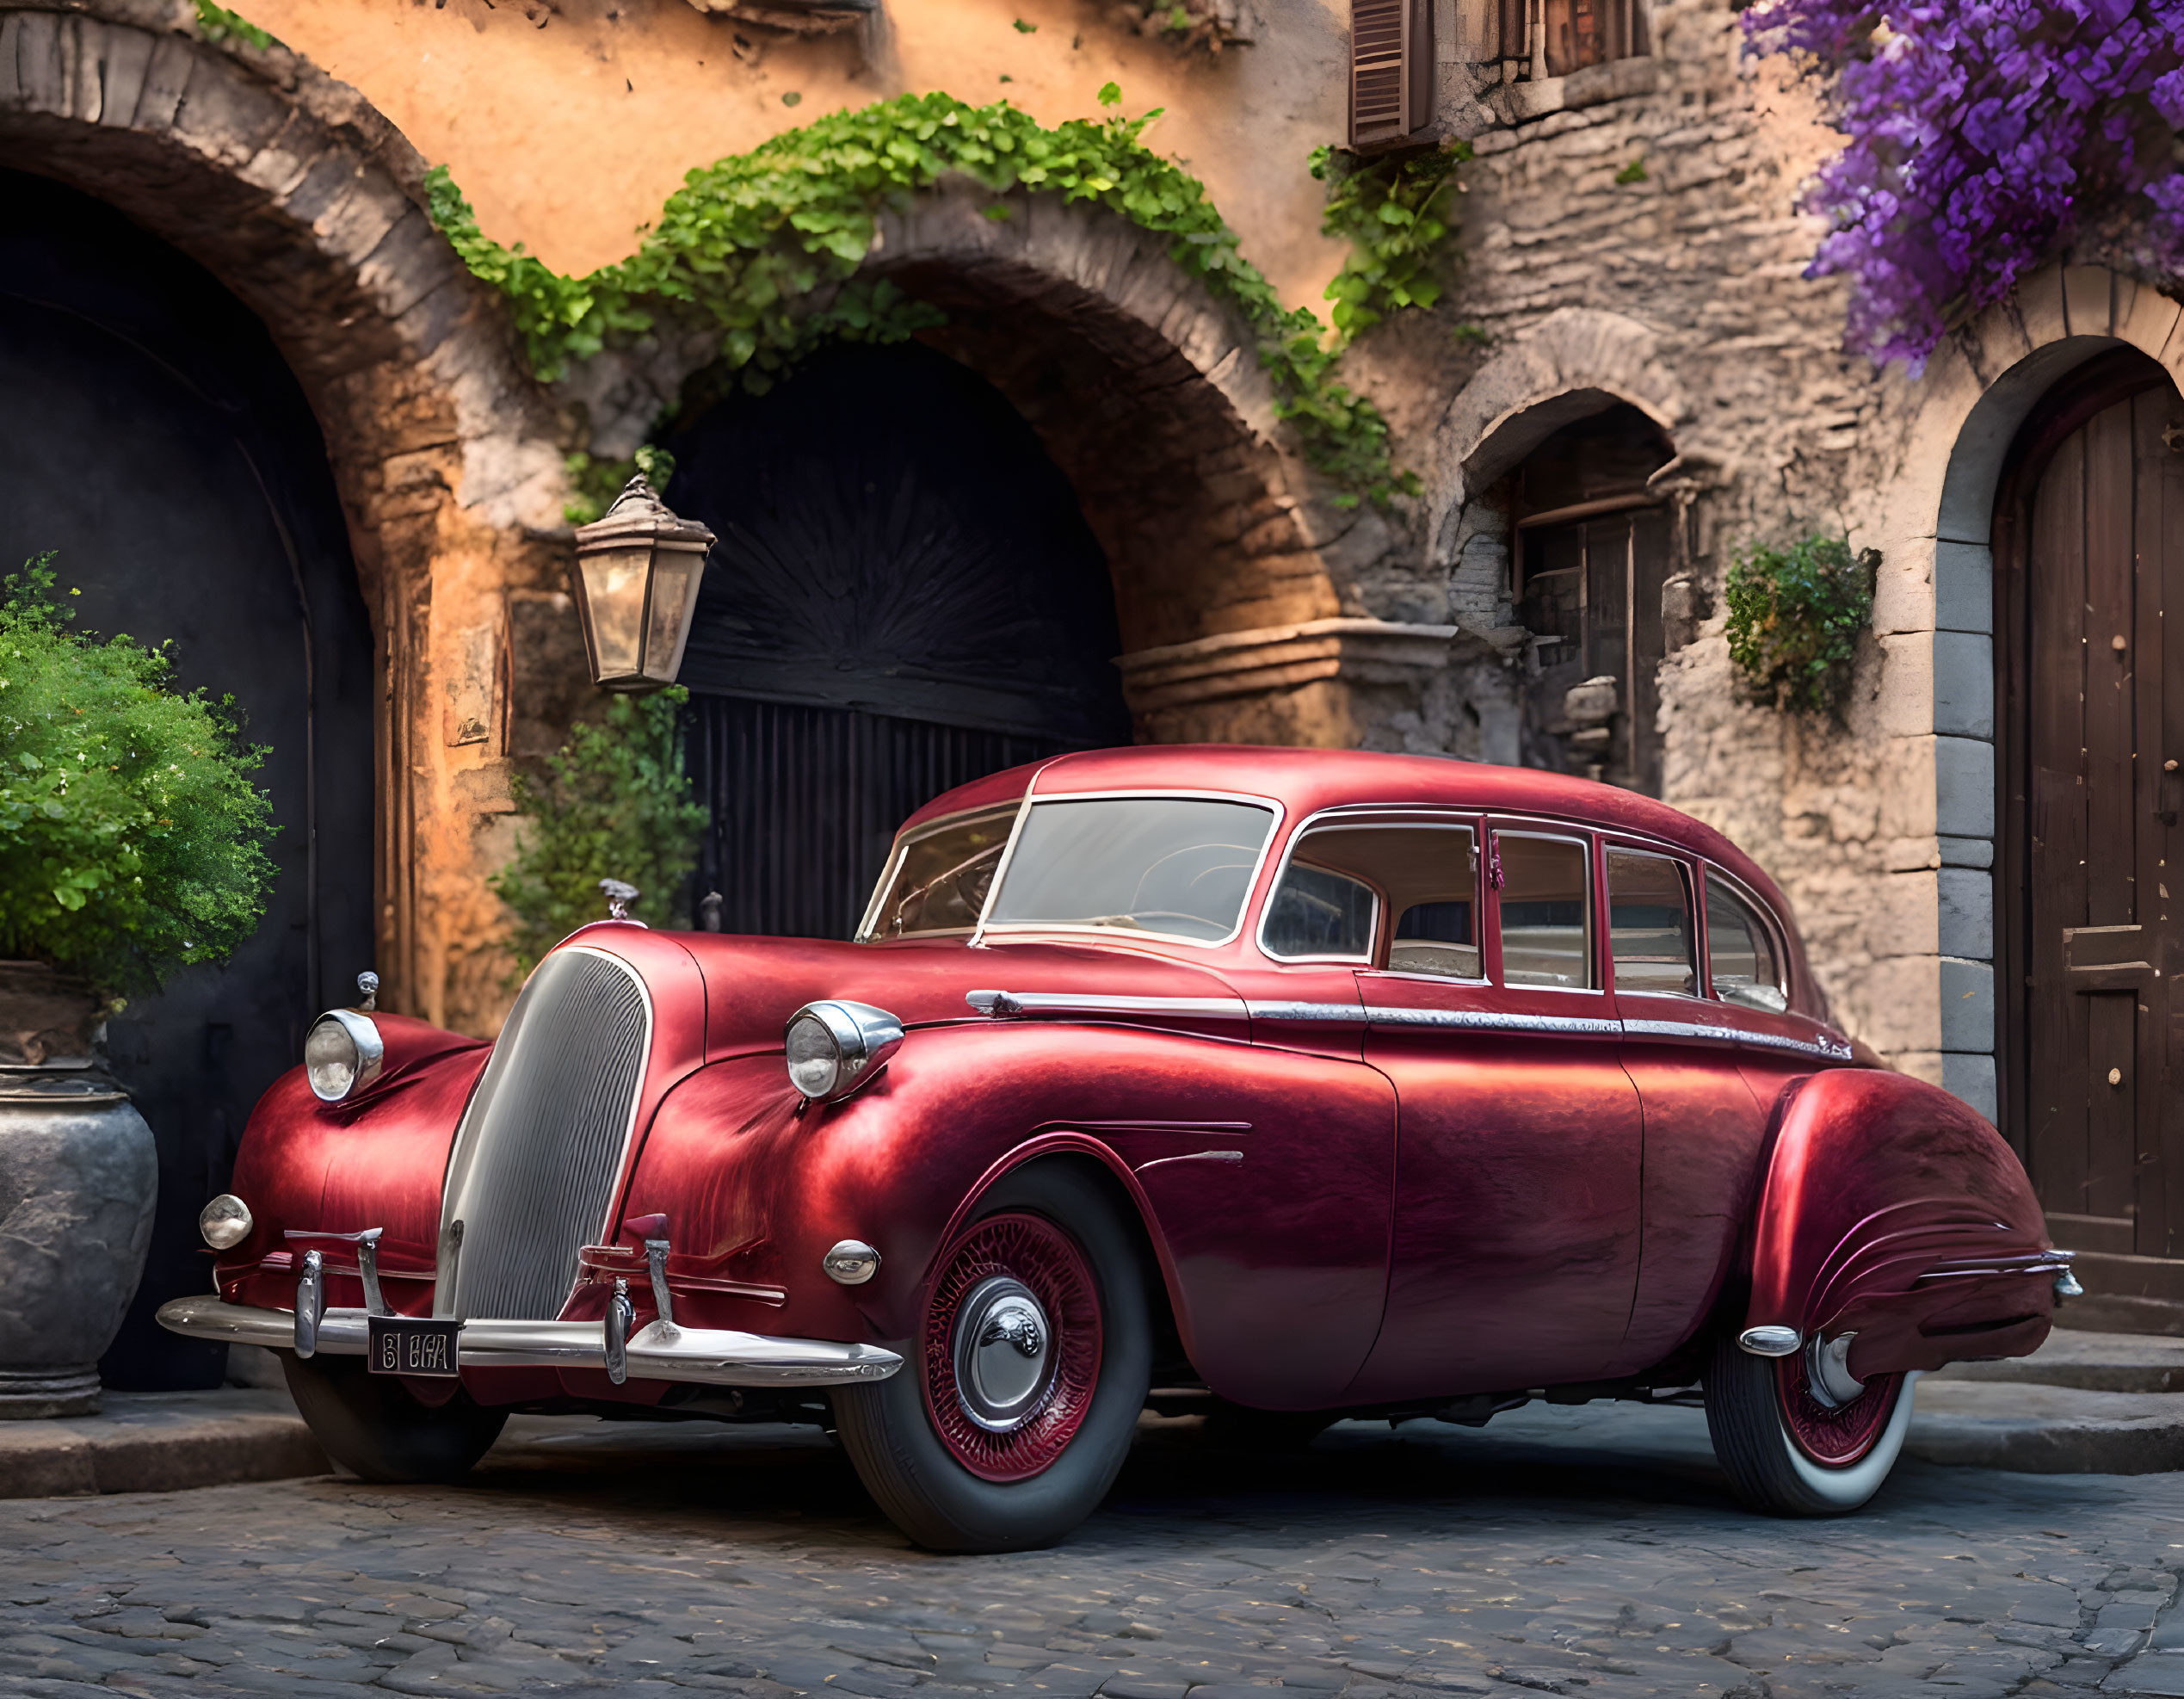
[1744,1067,2057,1380]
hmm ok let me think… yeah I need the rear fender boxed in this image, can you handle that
[1746,1069,2058,1380]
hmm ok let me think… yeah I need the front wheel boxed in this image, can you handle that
[831,1163,1151,1552]
[1704,1331,1915,1515]
[282,1350,508,1483]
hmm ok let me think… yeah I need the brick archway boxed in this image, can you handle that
[0,2,566,1030]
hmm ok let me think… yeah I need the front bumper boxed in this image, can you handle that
[156,1296,901,1387]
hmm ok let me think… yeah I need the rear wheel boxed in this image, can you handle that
[832,1163,1151,1552]
[1704,1331,1913,1514]
[282,1350,507,1483]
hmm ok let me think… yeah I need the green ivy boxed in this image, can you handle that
[489,687,708,977]
[0,559,277,998]
[193,0,276,49]
[1311,143,1469,338]
[564,445,679,528]
[425,91,1424,507]
[1724,534,1879,716]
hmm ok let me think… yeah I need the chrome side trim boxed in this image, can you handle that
[1133,1150,1245,1174]
[1244,1000,1366,1022]
[1621,1016,1855,1062]
[1364,1004,1622,1038]
[156,1297,903,1387]
[966,990,1249,1022]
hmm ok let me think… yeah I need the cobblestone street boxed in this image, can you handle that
[3,1402,2181,1699]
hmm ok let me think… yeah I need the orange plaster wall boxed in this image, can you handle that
[240,0,1354,314]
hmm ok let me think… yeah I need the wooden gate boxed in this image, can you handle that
[1996,346,2184,1328]
[664,339,1132,941]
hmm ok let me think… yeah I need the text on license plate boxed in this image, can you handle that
[367,1316,461,1378]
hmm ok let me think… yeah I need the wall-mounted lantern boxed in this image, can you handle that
[571,476,716,692]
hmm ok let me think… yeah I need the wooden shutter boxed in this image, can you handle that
[1350,0,1435,148]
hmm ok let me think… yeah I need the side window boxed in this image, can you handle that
[1497,833,1592,990]
[1607,849,1695,995]
[1706,876,1787,1013]
[1260,821,1478,977]
[1264,862,1378,960]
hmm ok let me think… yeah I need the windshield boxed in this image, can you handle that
[858,805,1019,940]
[983,796,1275,942]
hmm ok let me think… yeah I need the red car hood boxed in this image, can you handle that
[667,931,1243,1058]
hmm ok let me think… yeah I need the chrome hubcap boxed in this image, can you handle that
[1805,1330,1866,1409]
[953,1276,1054,1432]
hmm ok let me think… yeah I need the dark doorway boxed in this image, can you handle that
[0,171,376,1386]
[1508,404,1676,794]
[664,340,1132,941]
[1996,344,2184,1330]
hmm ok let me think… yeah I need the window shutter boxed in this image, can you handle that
[1349,0,1435,148]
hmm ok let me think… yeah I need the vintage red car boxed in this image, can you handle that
[163,745,2073,1550]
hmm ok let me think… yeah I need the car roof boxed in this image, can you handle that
[899,744,1789,914]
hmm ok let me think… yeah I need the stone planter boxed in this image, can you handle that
[0,963,157,1418]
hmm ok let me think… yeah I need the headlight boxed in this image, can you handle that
[304,1009,386,1103]
[784,1001,905,1103]
[198,1193,253,1251]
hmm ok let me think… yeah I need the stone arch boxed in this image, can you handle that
[0,1,567,1029]
[1871,263,2184,1121]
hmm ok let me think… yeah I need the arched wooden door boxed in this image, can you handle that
[663,340,1132,941]
[1997,346,2184,1329]
[0,171,376,1386]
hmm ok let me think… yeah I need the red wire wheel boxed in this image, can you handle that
[921,1211,1103,1483]
[1774,1353,1903,1468]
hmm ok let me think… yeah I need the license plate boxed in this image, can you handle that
[367,1316,460,1378]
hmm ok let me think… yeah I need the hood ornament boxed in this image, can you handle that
[599,878,640,923]
[355,971,379,1013]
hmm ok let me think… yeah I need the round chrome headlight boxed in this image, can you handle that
[198,1193,253,1251]
[304,1009,386,1103]
[784,1000,905,1103]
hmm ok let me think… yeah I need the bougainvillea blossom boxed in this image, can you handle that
[1742,0,2184,372]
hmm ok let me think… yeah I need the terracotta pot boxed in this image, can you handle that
[0,963,156,1418]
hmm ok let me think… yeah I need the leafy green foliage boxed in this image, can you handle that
[425,91,1425,507]
[0,559,277,998]
[1614,157,1648,185]
[1724,534,1879,715]
[193,0,275,48]
[489,688,708,976]
[563,445,679,528]
[1311,143,1469,337]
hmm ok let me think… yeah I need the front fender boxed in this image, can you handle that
[1746,1068,2057,1380]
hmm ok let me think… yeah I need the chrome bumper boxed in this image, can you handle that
[155,1296,901,1387]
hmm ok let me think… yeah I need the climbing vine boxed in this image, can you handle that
[425,90,1428,507]
[192,0,275,49]
[1311,143,1470,337]
[1724,534,1878,716]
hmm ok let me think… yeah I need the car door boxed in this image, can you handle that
[1337,818,1648,1401]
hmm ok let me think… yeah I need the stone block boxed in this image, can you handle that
[1936,735,1996,839]
[1933,630,1994,740]
[1876,736,1939,841]
[130,30,193,132]
[1871,534,1935,636]
[1940,955,1997,1053]
[2018,264,2072,348]
[2063,265,2119,338]
[1939,834,1995,868]
[1870,869,1941,959]
[1938,865,1994,960]
[1875,632,1933,738]
[96,22,152,129]
[2115,275,2184,367]
[1890,1047,1947,1087]
[1860,955,1943,1054]
[1941,1050,1999,1123]
[1934,540,1993,634]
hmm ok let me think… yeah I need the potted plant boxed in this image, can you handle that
[0,559,275,1416]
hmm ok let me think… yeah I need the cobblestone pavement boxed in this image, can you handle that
[3,1402,2182,1699]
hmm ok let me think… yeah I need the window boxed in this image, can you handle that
[1706,877,1787,1013]
[1497,833,1591,989]
[1350,0,1436,148]
[858,806,1019,940]
[1490,0,1649,81]
[1607,849,1694,995]
[1261,821,1479,978]
[984,796,1274,943]
[1264,862,1379,960]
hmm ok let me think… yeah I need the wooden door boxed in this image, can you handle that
[1998,347,2184,1325]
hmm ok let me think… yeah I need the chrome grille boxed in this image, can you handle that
[439,948,650,1321]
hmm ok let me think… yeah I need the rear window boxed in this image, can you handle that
[1706,876,1787,1012]
[984,796,1276,943]
[1608,849,1695,995]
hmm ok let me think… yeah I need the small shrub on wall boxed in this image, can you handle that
[1724,535,1878,716]
[490,687,708,976]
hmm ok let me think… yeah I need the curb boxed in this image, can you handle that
[0,1388,328,1498]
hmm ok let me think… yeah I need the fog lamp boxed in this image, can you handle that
[784,1001,905,1103]
[571,475,716,692]
[199,1193,253,1251]
[304,1009,386,1103]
